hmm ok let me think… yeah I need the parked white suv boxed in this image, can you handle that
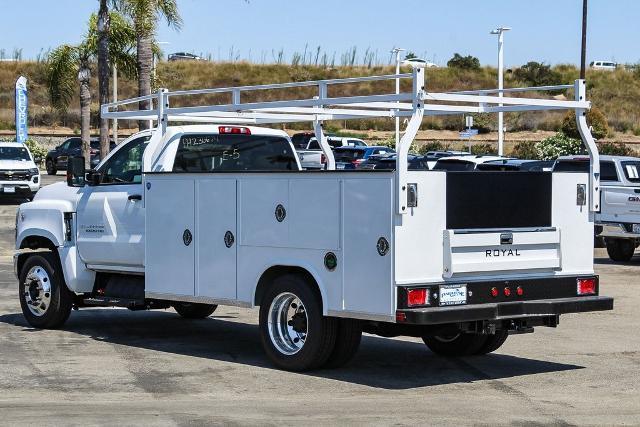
[0,142,40,200]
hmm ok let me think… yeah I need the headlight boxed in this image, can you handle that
[29,168,39,175]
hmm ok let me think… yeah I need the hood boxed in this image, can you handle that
[33,181,82,209]
[0,159,37,170]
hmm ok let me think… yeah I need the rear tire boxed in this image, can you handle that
[606,238,635,262]
[259,274,337,371]
[422,332,487,357]
[45,159,57,175]
[18,252,72,329]
[324,319,362,368]
[474,330,509,355]
[173,302,217,319]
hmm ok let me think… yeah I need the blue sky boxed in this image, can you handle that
[1,0,638,66]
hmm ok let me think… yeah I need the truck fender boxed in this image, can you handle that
[253,261,330,315]
[15,200,75,249]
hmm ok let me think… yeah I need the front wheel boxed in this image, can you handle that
[606,238,635,262]
[173,302,217,319]
[259,274,337,371]
[18,252,72,329]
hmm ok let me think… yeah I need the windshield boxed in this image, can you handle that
[291,134,310,149]
[433,159,476,171]
[622,161,640,183]
[0,146,30,161]
[173,134,297,172]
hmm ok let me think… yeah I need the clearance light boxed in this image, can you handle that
[577,278,596,295]
[516,286,524,296]
[218,126,251,135]
[503,287,511,297]
[396,312,407,323]
[407,288,429,307]
[490,287,499,298]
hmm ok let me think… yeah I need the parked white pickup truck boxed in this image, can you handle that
[14,70,612,371]
[555,155,640,261]
[296,136,367,170]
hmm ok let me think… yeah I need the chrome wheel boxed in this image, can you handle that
[267,292,308,355]
[23,266,52,317]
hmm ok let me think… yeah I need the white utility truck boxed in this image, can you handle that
[15,68,613,371]
[555,155,640,261]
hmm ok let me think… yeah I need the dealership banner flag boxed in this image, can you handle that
[15,76,28,143]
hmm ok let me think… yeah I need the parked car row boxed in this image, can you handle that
[45,137,115,175]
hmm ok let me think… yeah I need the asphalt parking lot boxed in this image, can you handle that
[0,174,638,425]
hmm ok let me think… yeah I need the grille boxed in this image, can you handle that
[0,170,30,181]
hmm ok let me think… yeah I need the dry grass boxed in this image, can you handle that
[2,61,640,138]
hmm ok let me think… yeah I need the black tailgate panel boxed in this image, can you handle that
[446,172,552,229]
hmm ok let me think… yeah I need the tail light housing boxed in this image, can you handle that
[218,126,251,135]
[407,288,429,307]
[320,153,326,164]
[577,278,596,295]
[351,158,365,168]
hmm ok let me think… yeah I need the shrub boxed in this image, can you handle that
[561,107,609,140]
[24,139,49,161]
[512,62,561,87]
[535,132,585,160]
[470,113,494,134]
[418,141,445,154]
[510,140,540,159]
[597,142,635,156]
[447,53,480,70]
[470,143,496,155]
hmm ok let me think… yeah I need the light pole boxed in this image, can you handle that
[391,47,405,145]
[490,27,511,156]
[580,0,588,79]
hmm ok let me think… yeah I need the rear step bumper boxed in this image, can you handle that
[397,296,614,325]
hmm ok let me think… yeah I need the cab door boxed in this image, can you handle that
[76,136,150,269]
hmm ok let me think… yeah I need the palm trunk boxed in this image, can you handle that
[78,66,92,169]
[137,33,153,131]
[97,0,110,159]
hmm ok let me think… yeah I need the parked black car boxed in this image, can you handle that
[476,159,554,171]
[45,137,115,175]
[360,153,430,170]
[333,146,395,169]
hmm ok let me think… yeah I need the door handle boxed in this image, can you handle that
[128,194,142,201]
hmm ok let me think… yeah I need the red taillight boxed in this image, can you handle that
[90,149,99,155]
[320,154,326,164]
[577,278,596,295]
[407,288,429,307]
[516,286,524,296]
[490,287,499,298]
[503,287,511,297]
[351,159,365,167]
[218,126,251,135]
[396,311,407,322]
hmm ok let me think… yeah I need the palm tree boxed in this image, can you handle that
[115,0,182,130]
[46,12,137,168]
[97,0,111,159]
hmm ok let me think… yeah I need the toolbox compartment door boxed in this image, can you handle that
[443,228,561,278]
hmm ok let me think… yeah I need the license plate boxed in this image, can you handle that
[633,224,640,234]
[3,186,15,193]
[439,284,467,306]
[336,163,346,169]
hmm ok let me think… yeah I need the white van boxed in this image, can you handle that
[590,61,617,71]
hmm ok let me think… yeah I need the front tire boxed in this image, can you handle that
[45,159,57,175]
[422,332,487,357]
[259,274,337,371]
[18,252,72,329]
[606,238,635,262]
[173,302,217,319]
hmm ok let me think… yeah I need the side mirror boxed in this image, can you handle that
[67,157,86,187]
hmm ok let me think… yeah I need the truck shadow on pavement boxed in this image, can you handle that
[0,309,583,390]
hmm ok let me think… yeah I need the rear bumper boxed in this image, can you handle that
[598,223,640,239]
[397,296,613,325]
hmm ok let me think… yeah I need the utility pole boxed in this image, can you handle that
[391,47,405,146]
[490,27,511,156]
[580,0,588,79]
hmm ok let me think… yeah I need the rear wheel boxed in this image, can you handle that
[259,274,337,371]
[18,252,72,329]
[173,302,217,319]
[606,238,635,262]
[474,330,509,355]
[422,332,487,357]
[45,159,57,175]
[324,318,362,368]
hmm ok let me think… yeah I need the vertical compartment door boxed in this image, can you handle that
[145,178,195,297]
[196,179,237,300]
